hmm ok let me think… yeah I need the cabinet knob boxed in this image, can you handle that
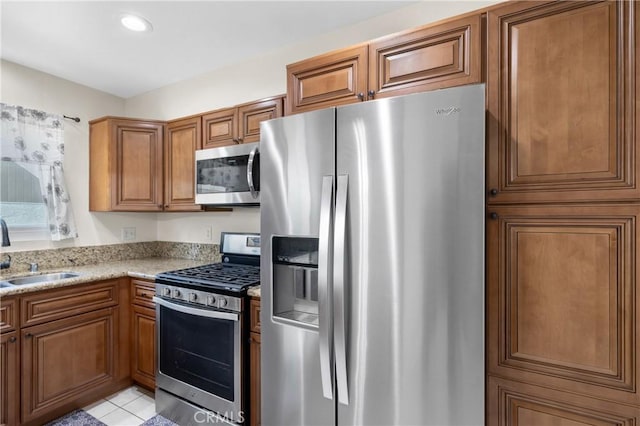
[368,90,375,99]
[489,212,498,220]
[237,137,244,143]
[232,138,240,144]
[25,333,33,338]
[489,188,498,196]
[8,336,16,343]
[357,92,365,101]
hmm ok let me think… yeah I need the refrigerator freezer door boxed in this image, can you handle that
[335,85,485,425]
[260,108,336,426]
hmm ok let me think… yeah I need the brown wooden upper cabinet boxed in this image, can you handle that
[202,96,284,148]
[287,13,482,114]
[486,0,638,204]
[90,117,164,212]
[287,45,369,114]
[165,116,202,211]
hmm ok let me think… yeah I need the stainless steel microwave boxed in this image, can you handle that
[195,142,259,206]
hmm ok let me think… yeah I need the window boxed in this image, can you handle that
[0,160,49,240]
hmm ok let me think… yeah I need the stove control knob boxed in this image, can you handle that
[189,293,198,302]
[218,297,228,308]
[162,287,171,297]
[207,295,217,306]
[173,289,181,298]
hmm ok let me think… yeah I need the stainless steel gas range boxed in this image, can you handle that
[153,232,260,426]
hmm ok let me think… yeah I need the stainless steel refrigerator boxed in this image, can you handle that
[260,84,485,426]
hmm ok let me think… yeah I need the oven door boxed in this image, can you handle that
[154,296,244,422]
[195,142,260,206]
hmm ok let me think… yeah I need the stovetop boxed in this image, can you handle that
[155,262,260,293]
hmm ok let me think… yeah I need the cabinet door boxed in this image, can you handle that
[237,96,284,144]
[165,117,202,211]
[487,375,639,425]
[249,331,261,426]
[487,1,638,203]
[0,332,19,426]
[131,305,156,390]
[368,13,481,99]
[131,278,156,309]
[21,308,115,423]
[202,108,238,148]
[112,120,164,211]
[287,45,368,114]
[486,204,639,406]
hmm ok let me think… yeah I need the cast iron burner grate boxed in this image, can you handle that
[156,263,260,291]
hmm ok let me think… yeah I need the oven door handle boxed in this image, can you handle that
[153,297,239,321]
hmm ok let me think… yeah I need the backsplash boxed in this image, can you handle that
[0,241,220,274]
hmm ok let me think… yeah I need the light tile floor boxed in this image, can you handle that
[83,386,157,426]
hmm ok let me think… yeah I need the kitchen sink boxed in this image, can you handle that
[4,272,81,286]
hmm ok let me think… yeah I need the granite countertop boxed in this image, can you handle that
[247,286,261,298]
[0,257,211,297]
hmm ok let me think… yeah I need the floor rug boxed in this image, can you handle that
[44,409,106,426]
[141,414,179,426]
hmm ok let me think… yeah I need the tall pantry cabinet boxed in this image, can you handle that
[485,1,639,424]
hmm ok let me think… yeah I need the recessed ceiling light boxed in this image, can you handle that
[121,14,153,32]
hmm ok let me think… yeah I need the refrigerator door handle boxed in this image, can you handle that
[318,175,334,400]
[334,174,349,405]
[247,145,259,198]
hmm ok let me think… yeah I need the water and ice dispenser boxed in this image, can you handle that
[271,236,319,327]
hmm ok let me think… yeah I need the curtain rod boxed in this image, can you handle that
[63,115,80,123]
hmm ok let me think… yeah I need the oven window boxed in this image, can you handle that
[159,304,235,401]
[197,155,259,194]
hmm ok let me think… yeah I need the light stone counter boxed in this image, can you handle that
[0,257,211,297]
[247,286,261,298]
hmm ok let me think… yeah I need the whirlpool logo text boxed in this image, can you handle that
[435,107,462,115]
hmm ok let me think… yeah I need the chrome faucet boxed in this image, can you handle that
[0,218,9,247]
[0,217,11,270]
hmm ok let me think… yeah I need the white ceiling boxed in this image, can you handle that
[1,1,415,98]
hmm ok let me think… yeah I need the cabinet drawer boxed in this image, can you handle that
[131,278,156,309]
[21,280,120,328]
[487,375,639,425]
[250,298,261,334]
[0,297,18,333]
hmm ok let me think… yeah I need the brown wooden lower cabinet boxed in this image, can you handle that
[0,279,131,426]
[130,278,156,390]
[249,331,261,426]
[487,375,639,425]
[486,203,640,418]
[21,308,116,424]
[0,331,19,426]
[131,304,156,390]
[249,297,261,426]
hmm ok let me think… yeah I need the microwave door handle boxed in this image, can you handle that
[318,175,334,400]
[247,146,259,199]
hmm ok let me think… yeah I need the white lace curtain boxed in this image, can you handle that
[0,103,78,240]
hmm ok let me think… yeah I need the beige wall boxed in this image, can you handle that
[0,60,159,251]
[127,0,500,244]
[2,0,501,250]
[125,0,499,119]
